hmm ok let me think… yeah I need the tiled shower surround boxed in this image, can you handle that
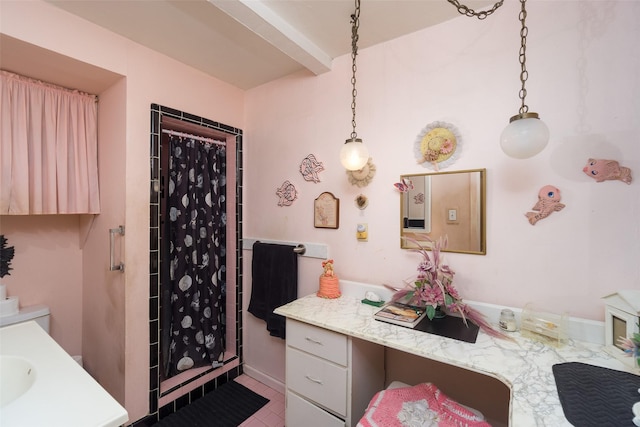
[132,104,244,426]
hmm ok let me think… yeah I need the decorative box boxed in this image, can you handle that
[602,290,640,370]
[521,303,568,347]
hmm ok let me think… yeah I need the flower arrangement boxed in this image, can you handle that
[0,235,15,279]
[394,235,509,339]
[617,322,640,368]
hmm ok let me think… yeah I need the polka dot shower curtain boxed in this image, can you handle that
[165,135,226,377]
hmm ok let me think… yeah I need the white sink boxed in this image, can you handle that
[0,356,36,407]
[0,321,128,426]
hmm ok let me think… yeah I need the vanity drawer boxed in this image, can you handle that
[286,346,348,417]
[286,391,345,427]
[287,319,347,366]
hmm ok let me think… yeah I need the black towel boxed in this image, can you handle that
[248,242,298,339]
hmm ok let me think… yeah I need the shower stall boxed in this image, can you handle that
[147,104,243,420]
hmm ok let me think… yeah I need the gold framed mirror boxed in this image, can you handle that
[400,168,486,254]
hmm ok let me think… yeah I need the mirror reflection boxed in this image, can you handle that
[400,169,486,254]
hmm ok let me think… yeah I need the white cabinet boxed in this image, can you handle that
[285,319,384,427]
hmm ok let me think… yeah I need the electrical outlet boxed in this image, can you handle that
[448,209,457,222]
[357,223,368,241]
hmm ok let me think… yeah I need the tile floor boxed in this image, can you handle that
[235,375,285,427]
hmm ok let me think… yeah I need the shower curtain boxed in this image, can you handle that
[163,134,226,378]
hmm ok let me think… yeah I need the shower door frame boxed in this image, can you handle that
[148,104,244,419]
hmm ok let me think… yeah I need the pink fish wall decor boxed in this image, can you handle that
[583,158,632,184]
[525,185,565,225]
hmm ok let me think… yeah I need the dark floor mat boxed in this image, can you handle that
[153,380,270,427]
[552,362,640,427]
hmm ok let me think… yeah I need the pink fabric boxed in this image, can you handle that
[0,70,100,214]
[357,383,491,427]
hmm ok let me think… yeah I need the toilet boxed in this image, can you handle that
[0,304,51,333]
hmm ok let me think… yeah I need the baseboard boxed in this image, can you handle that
[243,364,286,394]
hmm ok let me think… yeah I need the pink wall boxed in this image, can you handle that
[80,77,127,404]
[1,1,244,422]
[242,1,640,384]
[0,215,83,354]
[2,0,639,422]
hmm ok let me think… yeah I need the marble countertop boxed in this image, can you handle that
[0,321,128,427]
[275,292,634,427]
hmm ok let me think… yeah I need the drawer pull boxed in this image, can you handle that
[305,336,323,345]
[305,375,323,385]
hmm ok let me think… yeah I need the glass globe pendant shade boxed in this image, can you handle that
[340,138,369,170]
[500,112,549,159]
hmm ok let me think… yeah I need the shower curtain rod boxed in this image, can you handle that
[162,129,226,146]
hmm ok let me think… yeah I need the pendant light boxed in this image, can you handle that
[500,0,549,159]
[340,0,369,171]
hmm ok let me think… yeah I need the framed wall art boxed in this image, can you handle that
[314,192,339,229]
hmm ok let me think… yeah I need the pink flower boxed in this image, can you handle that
[617,336,638,355]
[394,235,515,340]
[417,281,444,307]
[445,283,460,300]
[417,260,436,275]
[440,139,454,154]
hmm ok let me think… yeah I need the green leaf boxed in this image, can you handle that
[426,305,436,320]
[444,294,454,306]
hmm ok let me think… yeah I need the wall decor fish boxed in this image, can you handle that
[525,185,565,225]
[583,158,632,184]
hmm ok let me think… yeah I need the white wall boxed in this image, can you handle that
[243,0,640,384]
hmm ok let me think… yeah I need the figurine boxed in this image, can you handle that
[318,259,340,299]
[583,158,632,185]
[525,185,565,225]
[321,259,335,277]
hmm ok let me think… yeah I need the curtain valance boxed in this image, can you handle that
[0,70,100,214]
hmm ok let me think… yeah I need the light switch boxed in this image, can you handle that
[357,223,368,241]
[448,209,457,221]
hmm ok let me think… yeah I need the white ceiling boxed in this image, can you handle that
[37,0,495,90]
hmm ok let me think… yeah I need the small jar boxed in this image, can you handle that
[499,309,517,332]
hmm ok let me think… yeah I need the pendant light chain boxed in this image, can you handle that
[446,0,504,20]
[517,0,530,116]
[350,0,360,140]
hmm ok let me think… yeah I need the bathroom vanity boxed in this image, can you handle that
[275,282,634,426]
[285,320,384,426]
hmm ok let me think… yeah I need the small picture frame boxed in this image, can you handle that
[314,192,339,229]
[605,306,638,350]
[602,291,640,371]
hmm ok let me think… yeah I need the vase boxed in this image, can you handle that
[433,306,447,319]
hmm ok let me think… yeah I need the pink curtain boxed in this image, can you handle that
[0,70,100,214]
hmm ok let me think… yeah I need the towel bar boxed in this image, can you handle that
[242,238,327,259]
